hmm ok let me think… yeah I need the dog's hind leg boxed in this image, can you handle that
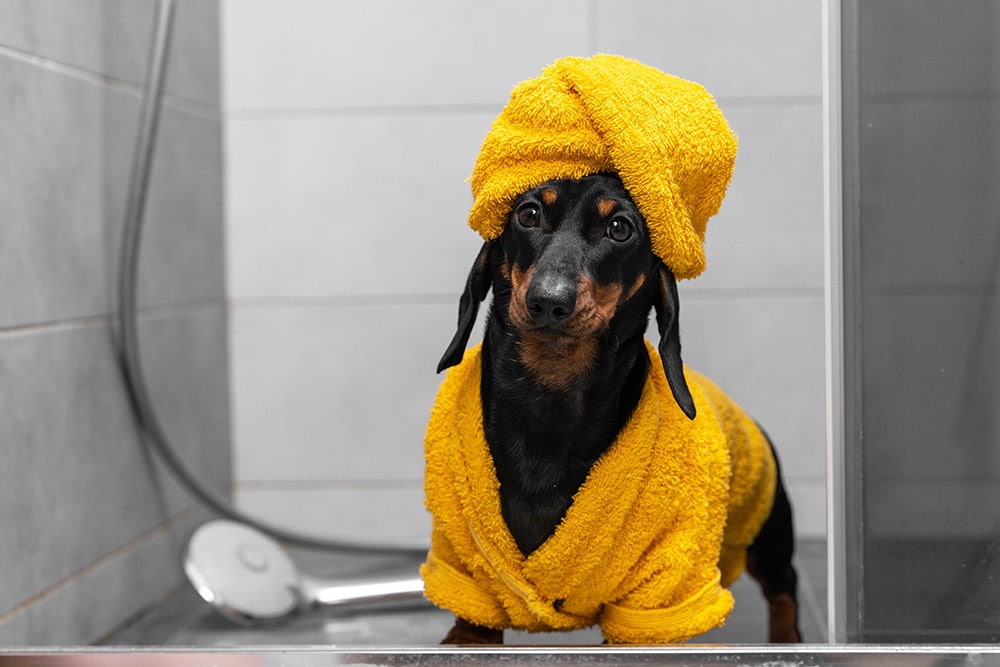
[746,451,802,643]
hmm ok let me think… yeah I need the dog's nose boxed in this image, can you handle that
[525,274,576,326]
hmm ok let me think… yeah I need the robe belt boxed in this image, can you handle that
[425,519,728,636]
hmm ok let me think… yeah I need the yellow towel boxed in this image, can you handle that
[468,54,737,280]
[421,342,776,644]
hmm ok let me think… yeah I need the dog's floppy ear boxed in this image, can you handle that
[437,241,493,373]
[653,263,697,420]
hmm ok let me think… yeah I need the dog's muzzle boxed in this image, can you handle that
[525,271,577,327]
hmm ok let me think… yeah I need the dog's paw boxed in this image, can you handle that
[441,618,504,645]
[766,593,802,643]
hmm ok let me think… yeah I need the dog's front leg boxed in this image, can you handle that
[441,617,504,644]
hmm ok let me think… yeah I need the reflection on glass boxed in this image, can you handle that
[844,0,1000,642]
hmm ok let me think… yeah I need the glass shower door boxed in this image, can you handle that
[836,0,1000,642]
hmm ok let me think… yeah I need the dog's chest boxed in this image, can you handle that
[485,407,612,556]
[478,324,650,556]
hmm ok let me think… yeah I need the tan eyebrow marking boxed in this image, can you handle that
[541,188,558,205]
[596,199,617,217]
[622,273,646,302]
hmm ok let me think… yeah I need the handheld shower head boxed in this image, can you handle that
[184,520,428,625]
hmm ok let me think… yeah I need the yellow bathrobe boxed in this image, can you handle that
[421,342,776,644]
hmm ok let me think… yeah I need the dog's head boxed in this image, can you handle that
[438,173,696,419]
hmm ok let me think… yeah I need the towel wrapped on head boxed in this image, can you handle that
[468,53,738,280]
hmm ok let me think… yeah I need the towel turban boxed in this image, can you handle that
[468,54,737,280]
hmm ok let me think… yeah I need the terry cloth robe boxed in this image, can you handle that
[421,341,777,644]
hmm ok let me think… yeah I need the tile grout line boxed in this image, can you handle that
[227,294,460,309]
[93,578,201,646]
[680,287,825,300]
[233,479,424,493]
[0,44,218,118]
[224,103,504,120]
[0,314,112,338]
[0,299,226,338]
[0,43,139,92]
[0,505,199,626]
[227,288,826,310]
[222,96,823,120]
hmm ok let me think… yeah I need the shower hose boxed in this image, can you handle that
[115,0,426,557]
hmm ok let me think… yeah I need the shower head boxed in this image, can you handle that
[183,520,428,624]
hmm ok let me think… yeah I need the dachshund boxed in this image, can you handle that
[434,173,801,644]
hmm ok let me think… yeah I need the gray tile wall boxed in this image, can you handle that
[223,0,827,539]
[0,0,229,645]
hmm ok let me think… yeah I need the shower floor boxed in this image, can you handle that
[104,540,826,647]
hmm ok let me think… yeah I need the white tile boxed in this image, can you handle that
[225,112,493,299]
[234,486,430,549]
[224,104,826,301]
[221,0,588,111]
[229,300,467,482]
[692,102,825,291]
[660,293,827,481]
[786,478,827,539]
[595,0,823,99]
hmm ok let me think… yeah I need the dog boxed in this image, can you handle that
[430,173,801,644]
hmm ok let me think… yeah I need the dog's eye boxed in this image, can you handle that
[515,204,541,229]
[606,217,634,242]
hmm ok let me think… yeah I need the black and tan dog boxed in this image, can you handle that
[428,173,801,644]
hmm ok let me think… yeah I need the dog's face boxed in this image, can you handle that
[498,174,657,389]
[503,174,654,337]
[438,172,696,419]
